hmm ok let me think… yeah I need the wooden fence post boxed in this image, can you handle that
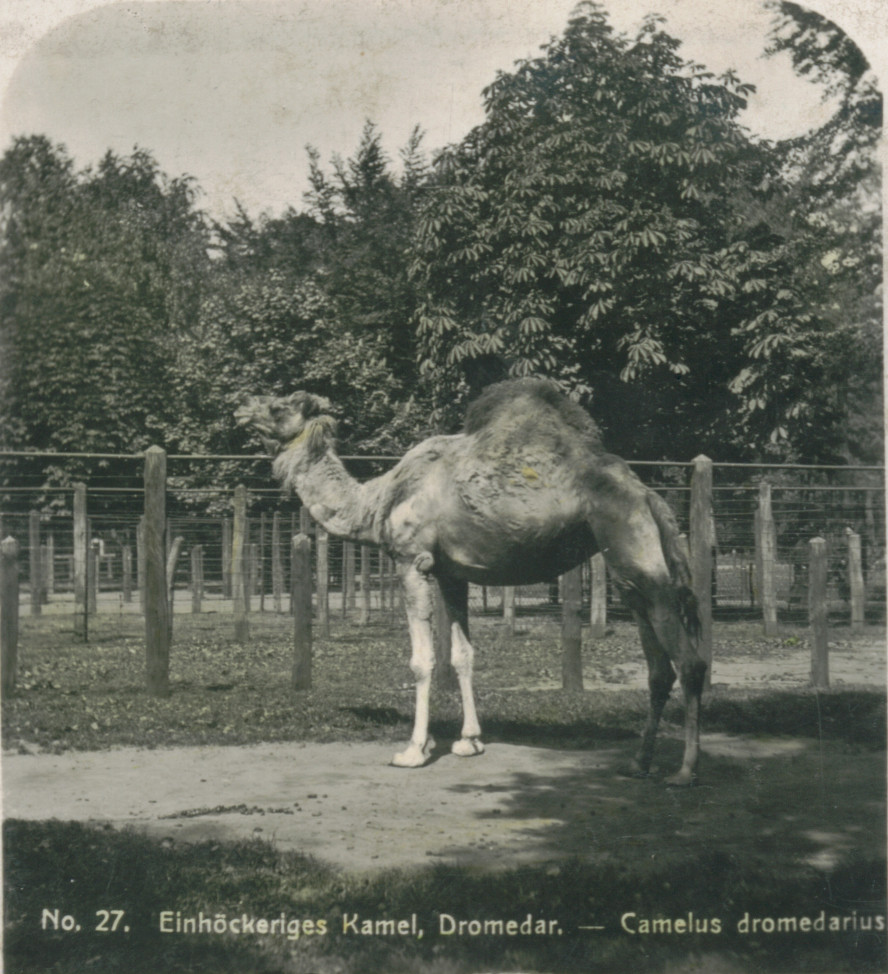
[690,456,714,686]
[166,536,184,639]
[432,579,454,682]
[45,533,55,597]
[340,541,349,618]
[143,446,170,696]
[316,527,330,635]
[73,483,88,640]
[379,550,388,613]
[191,544,203,614]
[137,516,145,611]
[502,586,516,633]
[847,529,865,634]
[28,511,42,616]
[756,482,778,636]
[221,518,232,598]
[809,536,829,688]
[291,534,312,689]
[87,540,99,615]
[561,565,584,692]
[39,544,49,603]
[122,545,133,603]
[360,544,371,624]
[1,537,20,699]
[259,513,266,611]
[589,552,607,638]
[249,542,259,597]
[232,484,250,642]
[272,512,283,613]
[344,541,356,615]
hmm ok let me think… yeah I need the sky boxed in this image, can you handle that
[0,0,885,220]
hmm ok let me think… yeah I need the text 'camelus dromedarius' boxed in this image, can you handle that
[236,379,705,785]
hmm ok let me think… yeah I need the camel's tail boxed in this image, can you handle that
[646,490,701,640]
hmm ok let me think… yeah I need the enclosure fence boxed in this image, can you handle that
[1,448,885,695]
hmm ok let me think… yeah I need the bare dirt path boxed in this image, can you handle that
[3,740,622,871]
[4,729,883,875]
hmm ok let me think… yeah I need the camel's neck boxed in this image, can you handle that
[272,437,377,543]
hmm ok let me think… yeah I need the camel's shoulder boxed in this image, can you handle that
[399,434,464,464]
[364,434,465,519]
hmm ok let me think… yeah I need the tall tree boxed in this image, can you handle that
[757,1,883,462]
[304,122,426,381]
[0,138,211,505]
[410,2,866,462]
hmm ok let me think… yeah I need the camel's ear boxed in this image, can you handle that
[282,391,317,419]
[302,395,323,418]
[297,392,333,419]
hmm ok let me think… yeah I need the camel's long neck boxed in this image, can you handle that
[273,440,377,543]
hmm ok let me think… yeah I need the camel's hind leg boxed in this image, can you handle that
[632,610,677,776]
[632,584,706,786]
[438,575,485,757]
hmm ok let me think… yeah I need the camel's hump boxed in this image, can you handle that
[464,379,602,448]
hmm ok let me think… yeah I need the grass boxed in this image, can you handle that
[3,613,887,973]
[5,820,887,974]
[3,614,885,754]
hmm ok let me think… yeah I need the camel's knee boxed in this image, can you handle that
[648,663,676,703]
[681,658,707,698]
[409,655,434,682]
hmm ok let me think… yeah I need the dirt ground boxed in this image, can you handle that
[3,633,885,874]
[3,730,884,876]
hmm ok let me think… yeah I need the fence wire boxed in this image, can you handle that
[1,454,885,635]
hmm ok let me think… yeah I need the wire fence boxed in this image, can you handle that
[1,451,885,637]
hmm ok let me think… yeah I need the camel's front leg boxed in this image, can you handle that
[391,557,436,768]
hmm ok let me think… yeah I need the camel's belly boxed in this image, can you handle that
[437,525,597,586]
[428,469,596,584]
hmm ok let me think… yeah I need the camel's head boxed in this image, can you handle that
[235,391,335,455]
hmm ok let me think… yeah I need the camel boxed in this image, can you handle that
[236,379,705,785]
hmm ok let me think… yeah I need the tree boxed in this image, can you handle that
[754,1,883,462]
[0,138,211,507]
[167,265,427,511]
[410,2,869,462]
[304,121,427,382]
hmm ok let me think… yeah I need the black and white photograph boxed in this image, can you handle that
[0,0,885,971]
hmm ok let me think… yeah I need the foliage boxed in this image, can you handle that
[1,2,881,511]
[160,123,437,504]
[410,2,881,462]
[301,121,430,412]
[0,137,212,504]
[0,132,431,514]
[758,1,883,463]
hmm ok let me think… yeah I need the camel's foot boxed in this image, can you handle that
[665,767,695,787]
[451,737,485,758]
[391,737,436,768]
